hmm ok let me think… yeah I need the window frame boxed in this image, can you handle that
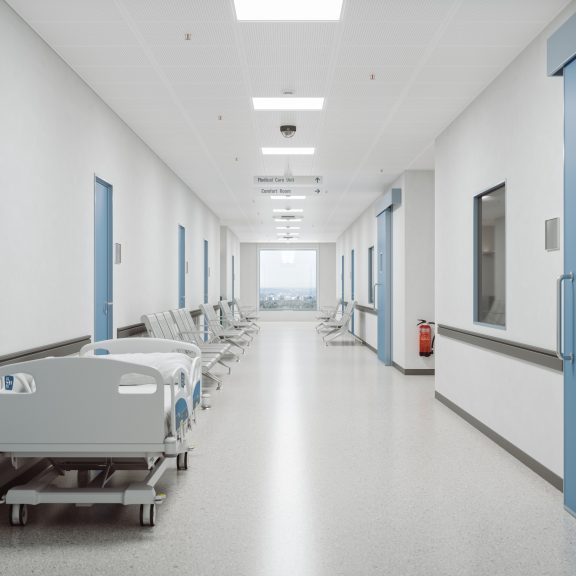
[257,246,319,312]
[473,181,507,329]
[368,245,374,304]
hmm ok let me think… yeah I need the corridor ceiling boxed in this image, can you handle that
[7,0,571,242]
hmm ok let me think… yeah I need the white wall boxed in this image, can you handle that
[435,6,575,476]
[0,1,222,355]
[220,226,241,301]
[239,243,336,321]
[336,171,435,371]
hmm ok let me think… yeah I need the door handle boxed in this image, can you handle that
[557,273,574,362]
[373,283,383,309]
[104,302,113,315]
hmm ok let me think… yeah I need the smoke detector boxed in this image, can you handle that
[280,125,297,138]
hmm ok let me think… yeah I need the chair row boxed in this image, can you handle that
[316,300,356,344]
[141,300,260,388]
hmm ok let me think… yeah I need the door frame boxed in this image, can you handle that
[375,188,401,365]
[94,177,113,343]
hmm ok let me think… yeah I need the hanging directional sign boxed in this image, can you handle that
[254,175,323,186]
[259,187,296,195]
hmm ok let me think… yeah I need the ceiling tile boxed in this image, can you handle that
[345,0,456,21]
[7,0,121,21]
[121,0,234,22]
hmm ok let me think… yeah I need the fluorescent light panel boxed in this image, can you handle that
[271,196,306,200]
[274,218,302,222]
[273,209,303,213]
[253,97,324,111]
[276,227,300,230]
[262,147,314,155]
[234,0,343,21]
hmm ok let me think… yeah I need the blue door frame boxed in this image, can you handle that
[178,225,186,308]
[548,16,576,516]
[350,249,355,334]
[94,178,113,342]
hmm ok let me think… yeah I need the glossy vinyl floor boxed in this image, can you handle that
[2,322,576,576]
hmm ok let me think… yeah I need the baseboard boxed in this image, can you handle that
[393,361,435,376]
[435,391,563,492]
[352,335,435,374]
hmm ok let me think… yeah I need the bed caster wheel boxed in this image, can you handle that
[177,452,188,471]
[9,504,28,527]
[140,504,156,527]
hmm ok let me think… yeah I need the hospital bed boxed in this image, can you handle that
[0,338,201,527]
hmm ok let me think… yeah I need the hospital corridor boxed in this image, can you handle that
[2,0,576,575]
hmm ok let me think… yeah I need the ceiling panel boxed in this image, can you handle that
[415,65,501,84]
[7,0,121,21]
[150,45,243,67]
[75,65,159,83]
[345,0,456,22]
[426,45,522,67]
[454,0,570,22]
[333,66,414,84]
[120,0,233,22]
[6,0,572,243]
[162,65,245,84]
[439,20,549,46]
[238,22,339,46]
[242,43,334,69]
[337,45,427,67]
[23,21,138,46]
[53,45,150,67]
[342,20,442,45]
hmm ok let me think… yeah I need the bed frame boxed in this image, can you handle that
[0,338,201,527]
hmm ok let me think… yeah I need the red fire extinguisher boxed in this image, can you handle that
[417,320,435,357]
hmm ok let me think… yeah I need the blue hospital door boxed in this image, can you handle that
[94,178,113,342]
[350,249,355,334]
[563,60,576,515]
[178,225,186,308]
[377,208,392,365]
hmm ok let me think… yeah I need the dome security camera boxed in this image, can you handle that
[280,125,297,138]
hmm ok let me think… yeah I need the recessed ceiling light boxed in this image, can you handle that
[262,147,315,155]
[273,208,304,213]
[274,218,303,222]
[253,97,324,111]
[276,226,301,230]
[234,0,343,21]
[270,195,306,200]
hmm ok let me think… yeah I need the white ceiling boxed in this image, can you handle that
[6,0,571,242]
